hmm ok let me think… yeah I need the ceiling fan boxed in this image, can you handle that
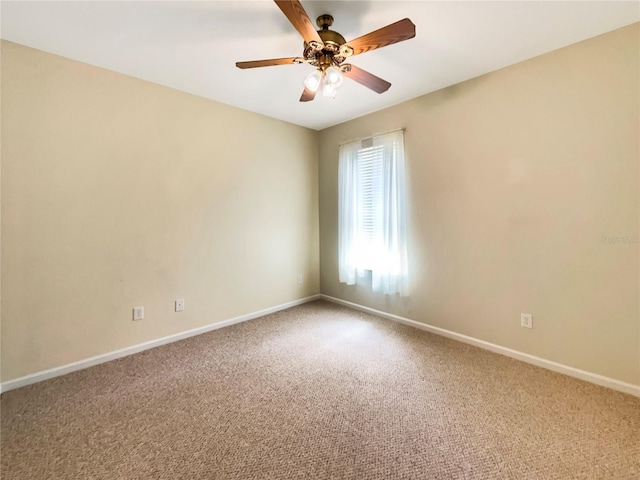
[236,0,416,102]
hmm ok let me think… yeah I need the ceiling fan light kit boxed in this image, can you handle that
[236,0,416,102]
[304,64,343,98]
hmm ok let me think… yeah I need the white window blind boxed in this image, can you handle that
[338,130,408,296]
[355,144,384,270]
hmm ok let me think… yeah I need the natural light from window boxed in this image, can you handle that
[338,130,408,296]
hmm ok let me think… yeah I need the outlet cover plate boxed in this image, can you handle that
[521,313,533,328]
[133,306,144,321]
[175,299,184,312]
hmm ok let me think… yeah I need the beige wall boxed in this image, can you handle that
[319,24,639,385]
[1,41,320,382]
[2,23,638,387]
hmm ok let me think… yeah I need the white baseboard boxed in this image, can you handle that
[0,294,321,394]
[4,293,637,398]
[320,294,640,398]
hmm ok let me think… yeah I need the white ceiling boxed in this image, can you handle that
[1,1,638,130]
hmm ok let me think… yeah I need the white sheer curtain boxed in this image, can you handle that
[338,130,409,296]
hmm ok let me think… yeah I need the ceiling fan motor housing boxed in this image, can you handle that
[303,15,354,68]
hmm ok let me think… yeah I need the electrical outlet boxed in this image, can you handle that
[133,306,144,321]
[297,274,303,285]
[521,313,533,329]
[175,299,184,312]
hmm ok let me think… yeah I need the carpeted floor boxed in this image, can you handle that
[1,300,639,479]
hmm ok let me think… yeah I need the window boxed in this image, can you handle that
[338,130,408,296]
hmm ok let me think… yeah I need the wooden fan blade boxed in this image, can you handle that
[274,0,323,46]
[342,65,391,94]
[300,87,317,102]
[236,57,302,69]
[346,18,415,56]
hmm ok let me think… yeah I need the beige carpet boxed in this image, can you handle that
[1,300,639,479]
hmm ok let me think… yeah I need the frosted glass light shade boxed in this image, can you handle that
[322,76,336,97]
[303,70,322,92]
[325,66,343,87]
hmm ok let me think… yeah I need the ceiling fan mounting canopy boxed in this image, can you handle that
[236,0,416,102]
[316,14,334,29]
